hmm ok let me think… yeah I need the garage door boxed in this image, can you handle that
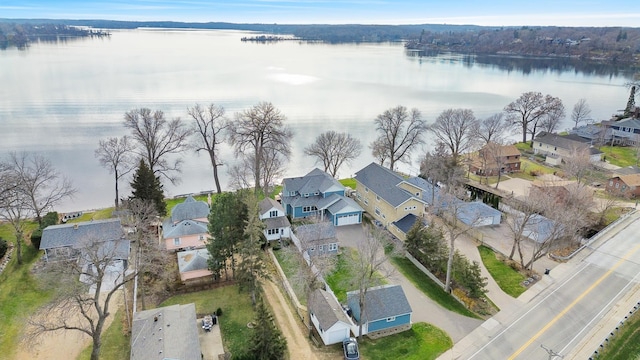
[336,213,360,226]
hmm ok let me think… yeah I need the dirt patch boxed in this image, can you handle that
[14,292,123,360]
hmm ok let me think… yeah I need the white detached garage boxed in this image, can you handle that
[308,288,354,345]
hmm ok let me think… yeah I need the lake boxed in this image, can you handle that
[0,29,634,212]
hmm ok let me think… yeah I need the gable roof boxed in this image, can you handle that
[523,214,558,243]
[392,214,423,234]
[617,173,640,186]
[611,117,640,130]
[308,289,351,331]
[41,218,124,250]
[347,284,412,323]
[283,168,344,196]
[163,219,208,239]
[130,303,201,360]
[482,142,521,157]
[614,165,640,176]
[259,197,285,215]
[533,132,590,150]
[404,176,440,204]
[263,216,291,230]
[355,163,414,207]
[322,194,364,215]
[295,222,336,243]
[177,249,210,273]
[170,196,209,223]
[457,202,501,225]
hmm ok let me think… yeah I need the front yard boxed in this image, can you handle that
[477,245,527,298]
[360,322,452,360]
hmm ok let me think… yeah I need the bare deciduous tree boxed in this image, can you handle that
[538,103,566,134]
[473,113,508,145]
[353,225,392,339]
[561,146,593,186]
[371,105,427,171]
[571,98,592,129]
[95,136,135,209]
[304,131,362,177]
[123,108,193,184]
[429,108,478,164]
[419,144,465,205]
[187,103,229,194]
[0,167,29,265]
[228,102,293,194]
[504,92,564,144]
[26,235,133,360]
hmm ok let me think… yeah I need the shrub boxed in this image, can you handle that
[216,307,223,316]
[30,229,42,249]
[0,238,7,259]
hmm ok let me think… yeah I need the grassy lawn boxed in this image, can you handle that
[339,178,357,189]
[0,239,52,357]
[389,257,478,318]
[600,146,638,167]
[596,309,640,360]
[160,285,255,359]
[325,248,385,303]
[360,322,452,360]
[77,309,130,360]
[273,247,309,305]
[166,194,210,213]
[71,208,115,222]
[510,158,555,180]
[477,246,526,298]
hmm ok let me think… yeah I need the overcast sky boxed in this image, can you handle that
[2,0,640,27]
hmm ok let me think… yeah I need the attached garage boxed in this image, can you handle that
[336,213,360,226]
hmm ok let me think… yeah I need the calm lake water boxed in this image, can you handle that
[0,29,634,212]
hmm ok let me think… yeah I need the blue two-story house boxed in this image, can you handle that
[281,168,363,226]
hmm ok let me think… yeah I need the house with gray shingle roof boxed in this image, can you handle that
[281,168,363,226]
[295,222,339,256]
[162,196,210,252]
[258,197,291,242]
[533,132,603,163]
[347,284,412,337]
[392,214,426,237]
[177,248,212,283]
[40,218,129,263]
[603,117,640,146]
[130,303,201,360]
[354,163,428,240]
[308,288,353,345]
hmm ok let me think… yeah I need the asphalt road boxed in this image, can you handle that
[460,216,640,360]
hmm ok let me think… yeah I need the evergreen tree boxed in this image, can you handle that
[248,299,287,360]
[130,159,166,217]
[237,195,268,304]
[207,191,248,280]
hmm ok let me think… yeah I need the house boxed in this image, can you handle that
[569,124,612,145]
[40,218,130,265]
[522,214,560,244]
[162,196,210,251]
[469,143,522,176]
[606,173,640,198]
[532,132,603,163]
[456,201,502,227]
[602,118,640,146]
[259,197,291,242]
[177,248,212,283]
[308,288,353,345]
[130,303,201,360]
[281,168,363,226]
[354,163,428,240]
[612,165,640,176]
[294,222,339,256]
[346,284,412,337]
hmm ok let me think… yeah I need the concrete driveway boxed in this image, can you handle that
[336,224,483,342]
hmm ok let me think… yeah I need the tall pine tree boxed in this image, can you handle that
[248,299,287,360]
[130,159,166,217]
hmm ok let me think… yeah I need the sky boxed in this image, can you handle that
[1,0,640,27]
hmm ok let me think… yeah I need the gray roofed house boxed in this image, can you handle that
[170,196,210,224]
[346,284,412,336]
[162,220,209,239]
[457,201,502,227]
[404,176,441,205]
[130,303,201,360]
[533,132,603,163]
[177,248,212,282]
[613,165,640,176]
[308,288,353,345]
[258,197,291,242]
[40,218,128,262]
[295,222,339,256]
[354,163,412,207]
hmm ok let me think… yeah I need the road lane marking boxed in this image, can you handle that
[507,241,640,359]
[468,262,591,359]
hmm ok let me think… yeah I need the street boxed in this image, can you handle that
[452,213,640,359]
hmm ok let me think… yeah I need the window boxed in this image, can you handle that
[386,316,396,322]
[609,180,614,186]
[415,192,420,196]
[267,228,280,235]
[173,238,181,246]
[302,205,317,212]
[364,199,369,205]
[318,245,325,252]
[365,187,369,193]
[376,195,380,201]
[616,183,620,188]
[199,235,205,241]
[328,243,338,251]
[269,210,278,217]
[375,207,381,215]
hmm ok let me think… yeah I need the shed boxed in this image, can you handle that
[308,289,353,345]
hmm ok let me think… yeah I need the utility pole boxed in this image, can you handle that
[541,344,564,360]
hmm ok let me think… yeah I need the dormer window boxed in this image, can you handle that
[269,210,278,217]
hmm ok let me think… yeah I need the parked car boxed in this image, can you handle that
[343,337,360,360]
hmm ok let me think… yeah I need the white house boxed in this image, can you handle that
[258,197,291,242]
[308,288,353,345]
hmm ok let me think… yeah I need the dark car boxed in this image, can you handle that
[343,337,360,360]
